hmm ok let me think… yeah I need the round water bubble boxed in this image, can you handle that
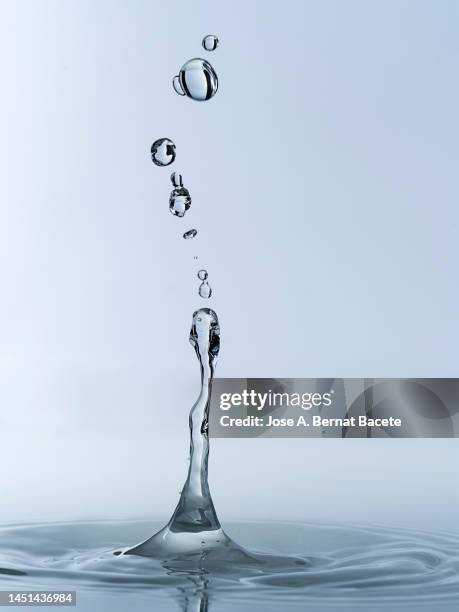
[202,35,219,52]
[197,269,208,281]
[199,281,212,299]
[170,172,183,187]
[183,229,197,239]
[173,58,218,102]
[151,138,176,167]
[169,187,191,217]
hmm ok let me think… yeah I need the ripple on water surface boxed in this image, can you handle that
[0,520,458,610]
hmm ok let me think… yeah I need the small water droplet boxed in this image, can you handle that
[172,75,185,96]
[199,281,212,299]
[197,269,208,281]
[183,229,197,239]
[151,138,176,167]
[202,35,219,52]
[169,187,191,217]
[173,58,218,101]
[170,172,183,187]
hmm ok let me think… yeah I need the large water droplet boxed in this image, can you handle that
[202,35,219,52]
[173,58,218,102]
[199,281,212,299]
[169,187,191,217]
[183,229,197,239]
[151,138,176,167]
[197,269,208,281]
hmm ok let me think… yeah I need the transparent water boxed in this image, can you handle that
[1,520,458,611]
[202,35,219,52]
[151,138,176,167]
[170,187,191,217]
[173,59,219,101]
[1,309,458,611]
[2,31,457,612]
[199,281,212,298]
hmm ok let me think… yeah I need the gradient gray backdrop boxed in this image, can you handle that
[0,0,458,531]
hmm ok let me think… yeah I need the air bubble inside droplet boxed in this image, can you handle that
[173,58,218,102]
[151,138,176,167]
[197,269,208,281]
[199,281,212,299]
[202,35,219,52]
[183,229,197,239]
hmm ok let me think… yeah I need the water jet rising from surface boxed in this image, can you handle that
[125,308,235,557]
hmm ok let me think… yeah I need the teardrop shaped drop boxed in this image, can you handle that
[199,281,212,299]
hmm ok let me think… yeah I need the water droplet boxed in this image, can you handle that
[199,281,212,299]
[173,58,218,101]
[202,35,219,52]
[197,269,208,281]
[183,229,197,239]
[170,172,183,187]
[169,187,191,217]
[151,138,176,167]
[172,75,185,96]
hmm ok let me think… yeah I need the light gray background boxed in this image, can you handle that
[0,0,458,529]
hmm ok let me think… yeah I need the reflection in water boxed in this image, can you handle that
[0,520,459,611]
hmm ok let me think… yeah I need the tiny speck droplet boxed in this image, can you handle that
[151,138,176,167]
[183,229,197,239]
[199,281,212,299]
[197,269,208,281]
[202,35,219,51]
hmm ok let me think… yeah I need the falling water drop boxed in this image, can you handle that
[202,35,219,51]
[169,187,191,217]
[183,229,198,239]
[151,138,176,167]
[199,281,212,299]
[173,58,218,101]
[170,172,183,187]
[197,269,208,280]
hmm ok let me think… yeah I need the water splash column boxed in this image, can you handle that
[168,308,221,533]
[125,308,226,556]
